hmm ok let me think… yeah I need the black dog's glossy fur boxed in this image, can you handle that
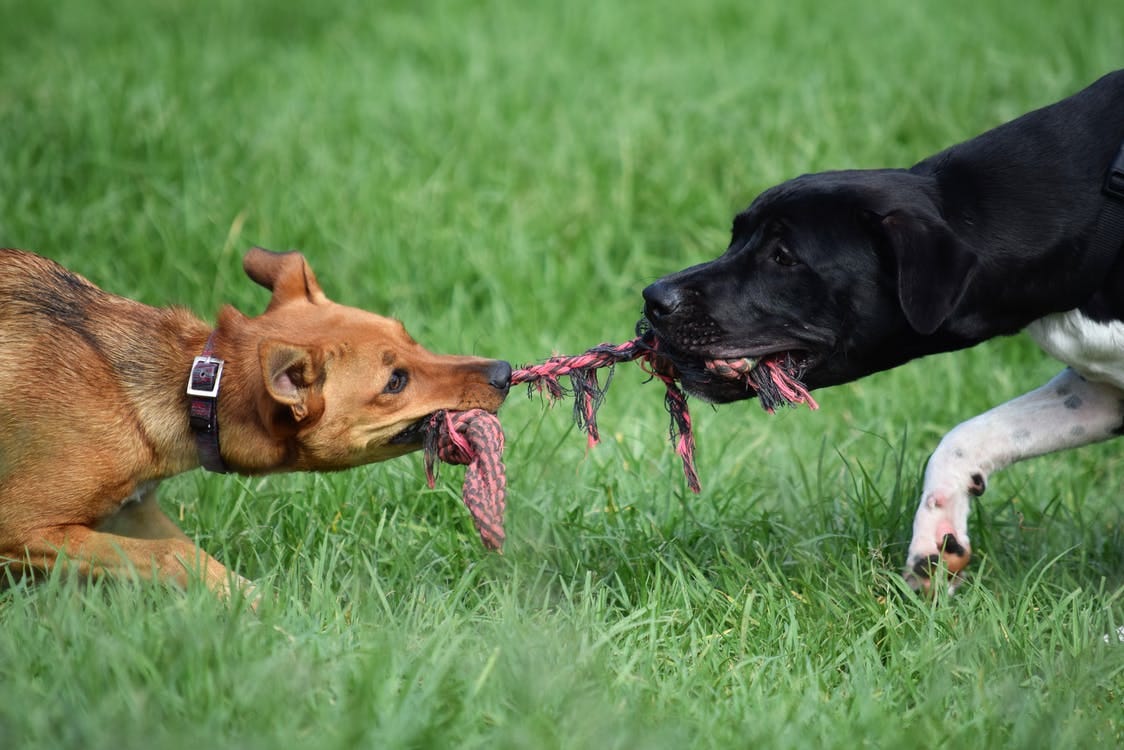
[643,69,1124,402]
[642,69,1124,590]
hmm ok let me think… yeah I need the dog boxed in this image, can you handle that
[0,247,512,601]
[641,69,1124,592]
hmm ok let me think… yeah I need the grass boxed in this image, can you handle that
[1,0,1122,747]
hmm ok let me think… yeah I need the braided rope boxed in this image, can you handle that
[704,355,819,414]
[423,409,507,551]
[509,337,704,492]
[422,335,818,549]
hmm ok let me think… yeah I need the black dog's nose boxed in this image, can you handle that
[642,279,685,324]
[487,360,513,392]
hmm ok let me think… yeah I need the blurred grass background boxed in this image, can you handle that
[1,0,1121,747]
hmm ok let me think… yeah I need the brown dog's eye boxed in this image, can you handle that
[771,243,799,267]
[383,369,409,394]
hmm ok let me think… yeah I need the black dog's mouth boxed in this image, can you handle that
[637,317,817,404]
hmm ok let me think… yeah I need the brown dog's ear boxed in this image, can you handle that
[879,209,978,335]
[243,247,329,311]
[260,341,323,422]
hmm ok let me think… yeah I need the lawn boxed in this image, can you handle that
[1,0,1122,747]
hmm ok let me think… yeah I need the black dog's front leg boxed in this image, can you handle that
[904,368,1124,593]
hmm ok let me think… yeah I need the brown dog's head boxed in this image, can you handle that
[215,247,511,473]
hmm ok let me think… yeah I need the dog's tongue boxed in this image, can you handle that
[422,410,506,551]
[704,354,818,412]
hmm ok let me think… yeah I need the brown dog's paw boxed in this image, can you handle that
[212,572,264,612]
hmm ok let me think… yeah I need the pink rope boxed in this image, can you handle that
[423,409,507,551]
[704,356,819,413]
[423,335,818,549]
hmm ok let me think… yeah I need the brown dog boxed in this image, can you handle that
[0,247,511,600]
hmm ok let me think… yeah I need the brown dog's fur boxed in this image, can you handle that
[0,247,510,600]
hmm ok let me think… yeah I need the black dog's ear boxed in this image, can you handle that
[877,209,978,335]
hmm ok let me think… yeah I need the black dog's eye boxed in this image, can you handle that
[383,369,409,394]
[771,243,800,267]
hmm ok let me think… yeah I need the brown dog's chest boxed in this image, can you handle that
[91,480,163,534]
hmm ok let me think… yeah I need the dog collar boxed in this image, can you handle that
[187,332,230,474]
[1085,139,1124,276]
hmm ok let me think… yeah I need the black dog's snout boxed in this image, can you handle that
[487,360,513,392]
[642,279,685,324]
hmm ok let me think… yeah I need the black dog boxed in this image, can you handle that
[642,69,1124,591]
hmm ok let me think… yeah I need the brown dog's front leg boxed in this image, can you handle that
[7,524,255,604]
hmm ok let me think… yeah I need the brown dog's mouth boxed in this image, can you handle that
[390,418,430,446]
[390,405,506,447]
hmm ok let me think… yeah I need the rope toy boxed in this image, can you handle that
[509,336,702,491]
[507,332,817,493]
[421,331,817,549]
[423,409,507,551]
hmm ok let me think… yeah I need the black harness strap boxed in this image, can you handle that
[1086,140,1124,276]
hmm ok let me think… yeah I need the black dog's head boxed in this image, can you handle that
[642,169,980,402]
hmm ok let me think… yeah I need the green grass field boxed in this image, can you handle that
[1,0,1122,747]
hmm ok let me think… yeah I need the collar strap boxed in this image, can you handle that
[1084,139,1124,277]
[187,332,230,474]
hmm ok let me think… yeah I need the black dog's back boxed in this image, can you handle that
[915,69,1124,275]
[921,69,1124,332]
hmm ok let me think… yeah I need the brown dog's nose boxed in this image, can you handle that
[487,360,512,392]
[642,279,685,324]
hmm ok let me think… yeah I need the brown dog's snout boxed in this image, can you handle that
[642,279,686,325]
[486,360,513,393]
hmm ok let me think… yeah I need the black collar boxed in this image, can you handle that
[1085,140,1124,277]
[187,332,230,473]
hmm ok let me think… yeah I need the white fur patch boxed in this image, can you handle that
[120,480,159,507]
[1027,309,1124,389]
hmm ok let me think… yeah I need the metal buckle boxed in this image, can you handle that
[187,356,224,398]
